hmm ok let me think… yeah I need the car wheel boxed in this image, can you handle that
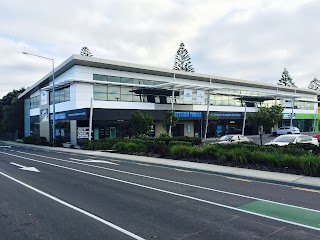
[287,132,292,134]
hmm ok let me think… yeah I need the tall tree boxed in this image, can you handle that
[162,111,178,135]
[0,88,25,139]
[308,77,320,90]
[80,46,93,57]
[129,111,154,136]
[277,68,296,87]
[173,42,195,72]
[247,105,284,133]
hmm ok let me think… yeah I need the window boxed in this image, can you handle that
[50,86,70,104]
[30,95,40,109]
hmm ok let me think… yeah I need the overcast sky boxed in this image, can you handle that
[0,0,319,98]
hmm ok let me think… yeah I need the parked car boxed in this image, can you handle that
[215,134,253,144]
[273,126,300,136]
[265,134,319,146]
[312,134,320,142]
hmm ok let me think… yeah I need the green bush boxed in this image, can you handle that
[150,141,169,157]
[299,155,320,176]
[36,137,48,146]
[23,136,36,144]
[169,145,193,159]
[112,142,129,153]
[227,148,251,165]
[168,141,192,147]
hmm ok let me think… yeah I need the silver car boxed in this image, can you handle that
[265,134,319,146]
[275,126,300,135]
[216,135,253,144]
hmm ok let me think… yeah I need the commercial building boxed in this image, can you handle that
[19,55,319,145]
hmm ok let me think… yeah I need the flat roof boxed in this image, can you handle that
[18,54,318,99]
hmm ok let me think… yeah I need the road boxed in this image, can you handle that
[0,144,320,239]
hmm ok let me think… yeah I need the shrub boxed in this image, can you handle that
[169,145,193,159]
[36,137,48,146]
[168,141,192,147]
[150,141,169,157]
[112,142,128,153]
[299,155,320,176]
[227,148,251,165]
[23,136,36,144]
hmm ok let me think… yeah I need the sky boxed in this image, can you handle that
[0,0,319,98]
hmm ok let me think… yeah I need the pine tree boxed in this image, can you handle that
[308,77,320,90]
[173,42,195,72]
[80,46,93,57]
[277,68,296,87]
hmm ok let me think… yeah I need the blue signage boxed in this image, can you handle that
[174,112,202,118]
[211,113,241,117]
[50,110,87,120]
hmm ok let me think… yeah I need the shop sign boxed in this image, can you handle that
[40,108,49,122]
[283,113,296,119]
[196,90,205,103]
[282,98,293,108]
[211,113,241,117]
[174,112,202,118]
[41,91,48,105]
[77,127,90,139]
[183,89,193,102]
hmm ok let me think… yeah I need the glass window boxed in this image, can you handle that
[133,79,143,85]
[108,86,120,101]
[108,76,121,83]
[121,77,132,84]
[93,74,108,81]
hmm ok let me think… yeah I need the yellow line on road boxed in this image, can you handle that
[175,169,192,173]
[292,187,320,193]
[226,177,252,182]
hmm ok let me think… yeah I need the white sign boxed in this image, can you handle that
[77,127,90,139]
[282,98,293,108]
[283,113,296,119]
[183,89,193,102]
[196,90,205,103]
[41,91,48,105]
[40,109,49,123]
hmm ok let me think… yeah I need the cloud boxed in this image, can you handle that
[0,0,319,97]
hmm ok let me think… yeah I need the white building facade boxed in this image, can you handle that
[19,55,319,145]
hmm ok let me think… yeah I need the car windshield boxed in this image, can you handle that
[274,135,297,143]
[219,135,233,141]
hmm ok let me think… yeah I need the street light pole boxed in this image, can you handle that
[23,52,56,146]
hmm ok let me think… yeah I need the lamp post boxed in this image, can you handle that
[23,52,56,145]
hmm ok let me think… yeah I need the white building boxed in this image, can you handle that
[19,55,319,145]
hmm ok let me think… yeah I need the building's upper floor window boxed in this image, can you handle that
[30,95,40,109]
[50,86,70,105]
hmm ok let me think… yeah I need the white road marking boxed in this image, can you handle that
[13,150,320,214]
[69,158,118,165]
[1,151,320,231]
[0,145,11,148]
[10,162,40,172]
[0,171,145,240]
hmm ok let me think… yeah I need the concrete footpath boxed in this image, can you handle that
[1,141,320,189]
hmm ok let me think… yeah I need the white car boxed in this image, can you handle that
[216,135,253,144]
[265,134,319,146]
[274,126,300,135]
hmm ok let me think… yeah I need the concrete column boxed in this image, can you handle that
[70,120,77,145]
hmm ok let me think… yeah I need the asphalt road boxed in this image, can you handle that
[1,144,320,239]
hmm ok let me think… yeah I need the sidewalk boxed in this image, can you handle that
[1,141,320,189]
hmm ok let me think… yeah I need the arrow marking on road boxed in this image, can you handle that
[10,162,40,172]
[69,158,118,165]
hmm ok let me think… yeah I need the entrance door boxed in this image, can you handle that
[110,127,116,138]
[173,124,184,136]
